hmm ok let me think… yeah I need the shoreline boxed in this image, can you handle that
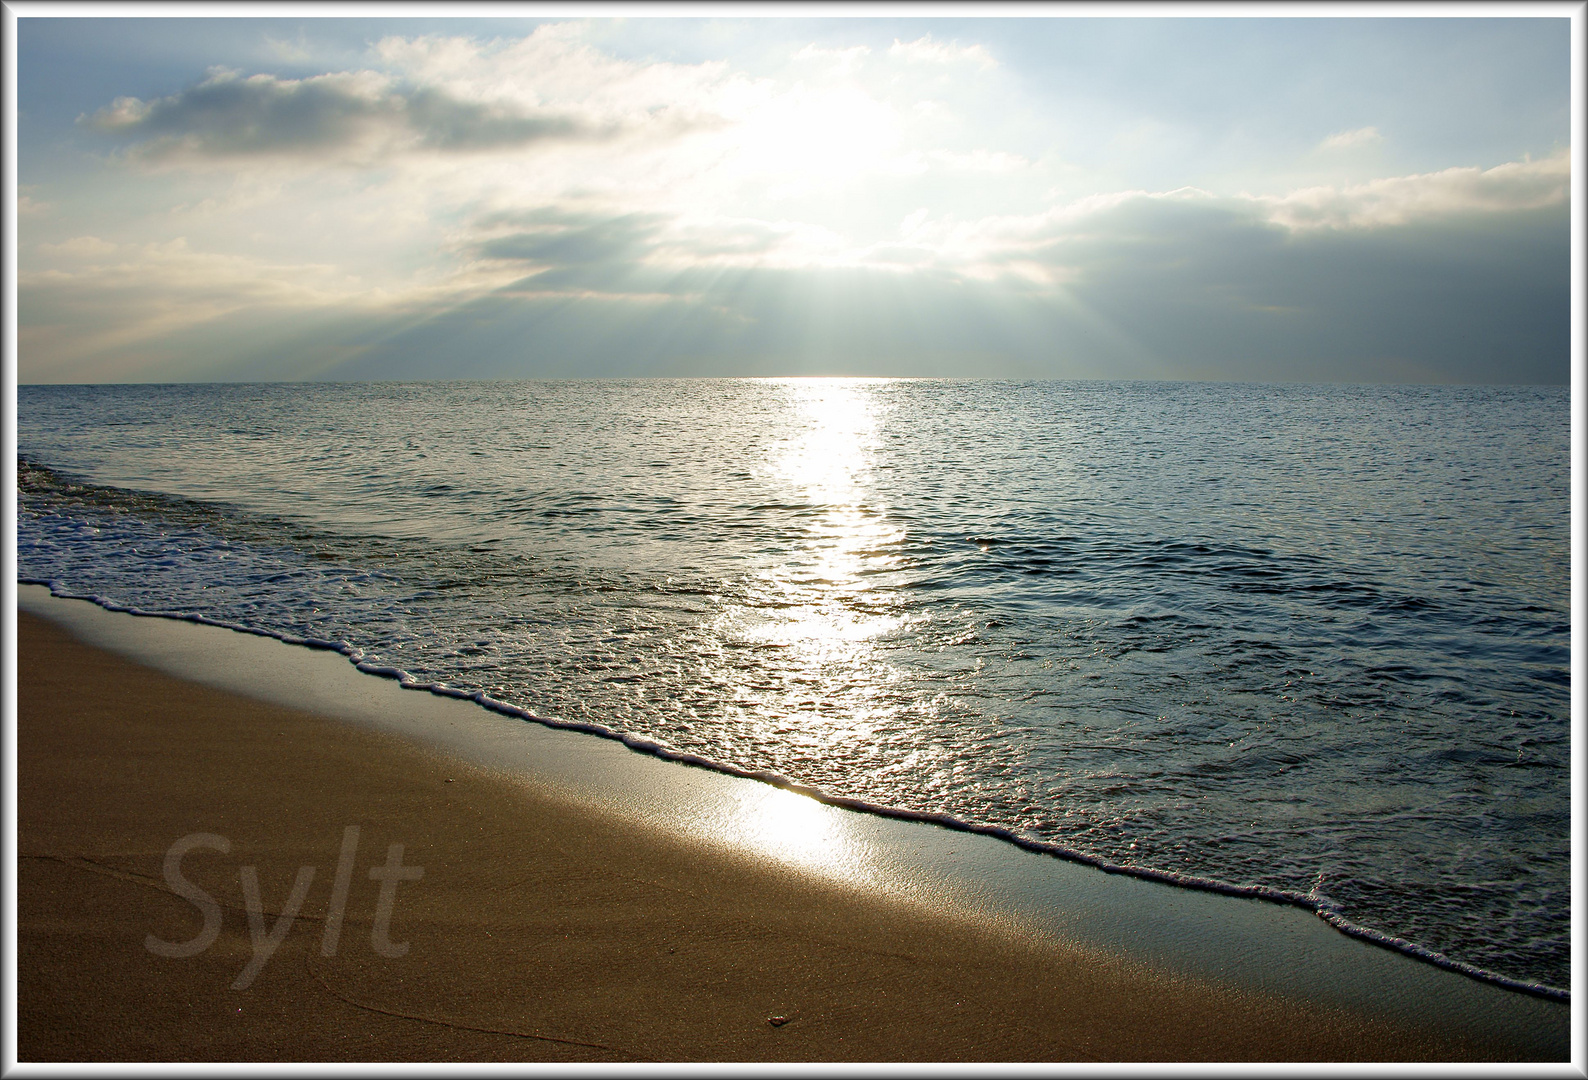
[18,576,1567,1008]
[14,589,1571,1061]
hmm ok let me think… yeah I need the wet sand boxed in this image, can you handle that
[16,608,1510,1062]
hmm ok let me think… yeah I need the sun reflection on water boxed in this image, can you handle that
[672,378,943,878]
[758,376,908,632]
[705,379,922,876]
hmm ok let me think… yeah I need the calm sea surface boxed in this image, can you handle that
[16,380,1571,992]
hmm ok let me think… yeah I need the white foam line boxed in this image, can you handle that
[21,574,1568,1004]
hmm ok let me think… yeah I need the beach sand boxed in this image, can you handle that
[16,607,1514,1062]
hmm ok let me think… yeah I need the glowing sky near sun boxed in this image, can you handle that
[12,8,1575,383]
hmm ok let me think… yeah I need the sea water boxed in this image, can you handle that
[15,379,1571,995]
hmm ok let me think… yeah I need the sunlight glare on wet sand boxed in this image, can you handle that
[704,379,915,875]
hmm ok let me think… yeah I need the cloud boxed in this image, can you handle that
[36,147,1557,378]
[262,31,315,65]
[37,236,118,258]
[898,178,1568,382]
[20,178,1568,386]
[794,43,872,75]
[310,186,1567,385]
[1320,126,1384,150]
[76,28,747,181]
[463,205,855,292]
[17,234,515,380]
[71,28,1008,217]
[28,19,1568,387]
[889,35,997,70]
[470,208,668,292]
[911,152,1572,284]
[371,30,739,134]
[82,68,621,165]
[25,237,375,322]
[1261,149,1569,230]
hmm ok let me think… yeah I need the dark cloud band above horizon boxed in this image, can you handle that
[21,193,1566,386]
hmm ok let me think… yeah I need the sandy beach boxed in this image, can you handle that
[16,606,1541,1062]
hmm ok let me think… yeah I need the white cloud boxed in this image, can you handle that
[794,43,871,75]
[1261,148,1570,230]
[263,32,315,65]
[1319,126,1384,150]
[889,35,997,70]
[373,28,737,133]
[19,235,517,370]
[38,236,119,258]
[845,149,1569,289]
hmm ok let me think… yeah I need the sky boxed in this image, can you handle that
[11,8,1577,384]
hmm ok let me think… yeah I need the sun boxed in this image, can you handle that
[728,84,903,191]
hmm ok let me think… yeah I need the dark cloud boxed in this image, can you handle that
[474,208,784,269]
[475,211,664,268]
[305,267,1035,382]
[21,196,1568,386]
[315,195,1567,384]
[84,70,614,161]
[1029,195,1569,384]
[404,87,611,151]
[86,72,397,156]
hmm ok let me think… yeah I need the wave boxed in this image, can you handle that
[19,574,1569,1004]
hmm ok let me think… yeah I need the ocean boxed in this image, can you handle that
[15,378,1571,996]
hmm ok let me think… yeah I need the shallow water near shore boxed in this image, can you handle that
[16,585,1571,1059]
[16,379,1571,994]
